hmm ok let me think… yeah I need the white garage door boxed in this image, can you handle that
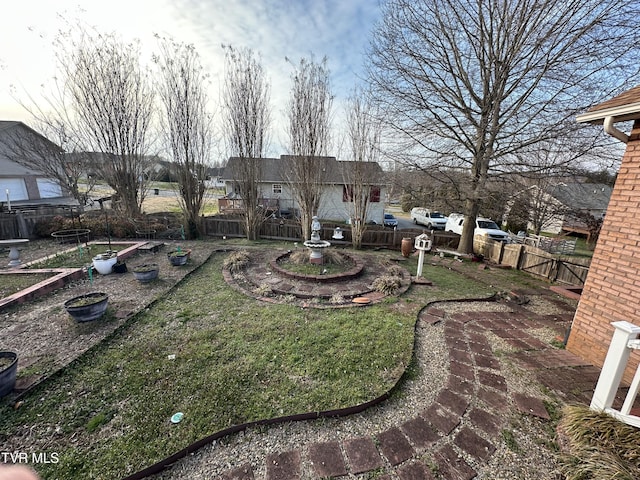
[37,178,63,198]
[0,178,28,200]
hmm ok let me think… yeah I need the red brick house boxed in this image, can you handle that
[570,85,640,383]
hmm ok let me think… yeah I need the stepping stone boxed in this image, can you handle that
[265,450,300,480]
[477,387,508,412]
[400,416,439,449]
[307,442,347,478]
[468,407,502,437]
[423,404,460,435]
[478,371,508,392]
[377,427,414,466]
[513,393,550,419]
[397,461,436,479]
[220,464,254,480]
[454,427,496,460]
[434,445,477,480]
[436,389,469,417]
[343,437,383,474]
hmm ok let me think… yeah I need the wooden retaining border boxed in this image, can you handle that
[0,241,147,311]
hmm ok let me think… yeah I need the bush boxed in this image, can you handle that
[371,275,402,294]
[32,215,68,237]
[223,250,250,273]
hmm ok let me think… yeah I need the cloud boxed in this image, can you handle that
[1,0,382,156]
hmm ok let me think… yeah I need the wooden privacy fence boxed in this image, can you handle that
[475,236,591,285]
[202,216,459,250]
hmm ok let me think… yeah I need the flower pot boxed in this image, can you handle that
[132,263,159,283]
[92,252,118,275]
[0,351,18,398]
[168,252,189,266]
[64,292,109,322]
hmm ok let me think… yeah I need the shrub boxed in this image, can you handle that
[372,275,402,295]
[223,250,250,273]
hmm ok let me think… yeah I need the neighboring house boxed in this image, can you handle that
[569,85,640,384]
[205,166,226,189]
[542,182,612,236]
[0,121,73,208]
[220,155,386,224]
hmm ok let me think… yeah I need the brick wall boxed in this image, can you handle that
[567,119,640,384]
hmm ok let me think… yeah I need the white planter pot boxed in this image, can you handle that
[92,255,118,275]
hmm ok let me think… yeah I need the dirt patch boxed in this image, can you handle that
[0,239,216,395]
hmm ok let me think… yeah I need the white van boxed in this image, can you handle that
[445,213,509,242]
[410,208,448,230]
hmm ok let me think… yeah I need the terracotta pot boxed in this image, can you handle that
[401,237,413,258]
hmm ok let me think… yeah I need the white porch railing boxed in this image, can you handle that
[591,321,640,428]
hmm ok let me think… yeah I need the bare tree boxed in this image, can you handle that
[286,56,333,240]
[1,121,96,206]
[17,27,156,218]
[367,0,640,253]
[343,91,382,248]
[222,46,271,241]
[156,38,213,238]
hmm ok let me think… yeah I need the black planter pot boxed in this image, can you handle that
[0,351,18,398]
[168,253,188,266]
[112,261,128,274]
[132,264,159,283]
[64,292,109,322]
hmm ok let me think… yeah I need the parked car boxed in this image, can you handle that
[410,208,448,230]
[383,213,398,228]
[445,213,509,242]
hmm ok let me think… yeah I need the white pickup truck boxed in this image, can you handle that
[445,213,509,242]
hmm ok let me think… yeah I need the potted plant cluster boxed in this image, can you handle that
[0,351,18,398]
[64,292,109,322]
[132,263,159,283]
[92,250,118,275]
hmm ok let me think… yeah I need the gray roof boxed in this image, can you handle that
[222,155,383,184]
[547,183,612,210]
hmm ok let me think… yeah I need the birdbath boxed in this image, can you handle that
[303,216,331,264]
[0,238,30,268]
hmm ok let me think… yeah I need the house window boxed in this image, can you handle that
[369,186,381,203]
[272,184,282,194]
[343,185,381,202]
[343,185,353,202]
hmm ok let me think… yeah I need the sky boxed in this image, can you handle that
[0,0,383,158]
